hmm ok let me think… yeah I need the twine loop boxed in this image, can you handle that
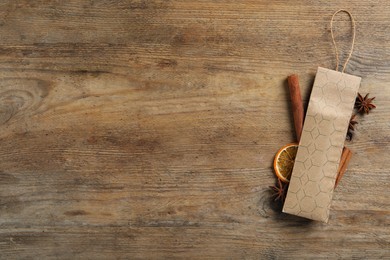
[330,9,356,73]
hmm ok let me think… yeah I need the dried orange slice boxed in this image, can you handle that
[273,143,298,183]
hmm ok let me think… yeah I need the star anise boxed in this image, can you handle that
[355,93,376,114]
[346,131,353,141]
[348,114,358,131]
[269,179,288,202]
[346,114,358,141]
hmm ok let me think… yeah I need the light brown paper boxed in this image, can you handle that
[283,67,360,222]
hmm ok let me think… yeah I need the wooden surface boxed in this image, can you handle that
[0,1,389,259]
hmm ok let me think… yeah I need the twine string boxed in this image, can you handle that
[330,9,356,73]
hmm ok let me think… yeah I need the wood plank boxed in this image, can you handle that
[0,0,389,258]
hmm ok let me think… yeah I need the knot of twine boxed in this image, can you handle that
[330,9,356,73]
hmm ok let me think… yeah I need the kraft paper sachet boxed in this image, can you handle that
[283,67,360,222]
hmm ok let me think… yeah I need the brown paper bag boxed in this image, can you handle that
[283,67,360,222]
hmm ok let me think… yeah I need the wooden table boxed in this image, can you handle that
[1,1,389,258]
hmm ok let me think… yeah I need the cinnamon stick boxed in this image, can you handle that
[287,74,304,142]
[335,147,352,187]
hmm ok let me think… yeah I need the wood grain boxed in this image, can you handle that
[0,1,389,259]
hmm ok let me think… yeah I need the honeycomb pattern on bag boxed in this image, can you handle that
[283,67,361,222]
